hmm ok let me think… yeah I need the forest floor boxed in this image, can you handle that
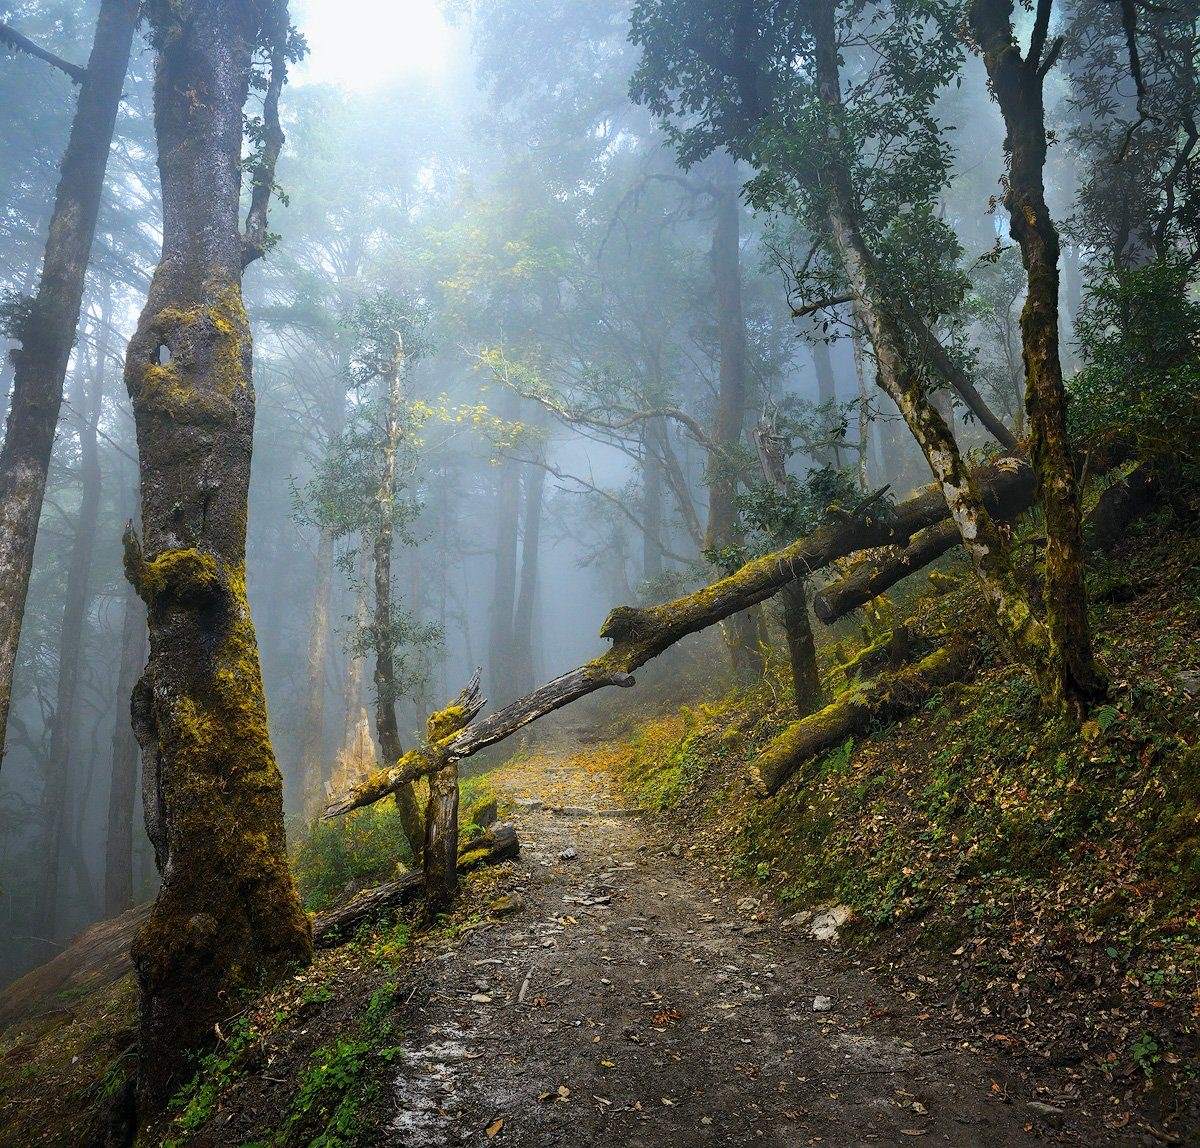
[371,746,1087,1147]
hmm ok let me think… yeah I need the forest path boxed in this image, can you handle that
[387,742,1064,1147]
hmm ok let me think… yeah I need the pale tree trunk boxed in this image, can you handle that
[372,345,423,856]
[641,422,665,584]
[708,157,765,675]
[122,0,311,1106]
[299,527,333,817]
[511,457,545,698]
[104,576,146,917]
[969,0,1107,718]
[342,547,369,748]
[811,0,1049,676]
[37,329,106,942]
[0,0,139,772]
[806,319,842,468]
[487,393,522,704]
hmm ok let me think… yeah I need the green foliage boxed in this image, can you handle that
[737,466,863,548]
[1071,258,1200,483]
[168,1018,259,1137]
[291,805,413,912]
[281,1038,375,1148]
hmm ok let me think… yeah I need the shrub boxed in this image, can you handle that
[1071,257,1200,487]
[291,804,412,912]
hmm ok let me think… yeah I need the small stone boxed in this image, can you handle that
[471,993,493,1004]
[558,847,578,861]
[671,843,683,857]
[1176,670,1200,696]
[812,995,833,1012]
[490,893,524,918]
[808,905,852,943]
[516,797,543,810]
[736,896,759,914]
[1027,1101,1065,1120]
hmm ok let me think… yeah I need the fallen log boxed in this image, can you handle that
[312,822,519,946]
[325,452,1031,820]
[749,642,976,797]
[813,457,1035,623]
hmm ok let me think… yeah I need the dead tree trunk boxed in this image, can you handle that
[752,420,822,715]
[372,342,424,857]
[37,338,106,941]
[750,643,976,796]
[0,0,138,772]
[969,0,1107,718]
[103,578,146,917]
[121,0,311,1106]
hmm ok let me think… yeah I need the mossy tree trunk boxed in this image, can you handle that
[811,0,1049,681]
[0,0,138,772]
[37,319,107,942]
[708,157,766,676]
[372,344,424,857]
[122,0,311,1107]
[969,0,1108,719]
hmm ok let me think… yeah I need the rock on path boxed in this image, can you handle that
[386,749,1073,1147]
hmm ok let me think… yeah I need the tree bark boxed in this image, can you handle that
[811,0,1049,683]
[708,157,765,675]
[103,579,146,917]
[0,0,138,772]
[372,346,424,857]
[37,337,106,942]
[122,0,311,1107]
[749,643,975,796]
[968,0,1107,718]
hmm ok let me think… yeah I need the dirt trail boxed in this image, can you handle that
[387,745,1077,1147]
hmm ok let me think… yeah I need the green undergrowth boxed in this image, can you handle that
[615,505,1200,1100]
[289,774,504,913]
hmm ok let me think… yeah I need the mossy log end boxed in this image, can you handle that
[749,643,975,797]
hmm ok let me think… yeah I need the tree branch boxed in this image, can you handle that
[242,6,289,267]
[0,21,87,83]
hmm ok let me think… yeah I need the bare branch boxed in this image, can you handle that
[0,21,87,83]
